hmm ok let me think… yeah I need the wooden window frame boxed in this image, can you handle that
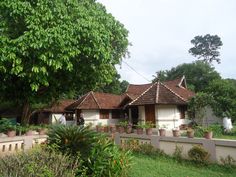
[100,110,110,119]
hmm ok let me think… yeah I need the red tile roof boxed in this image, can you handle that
[66,92,123,110]
[66,76,195,110]
[43,99,76,113]
[126,83,153,99]
[164,76,195,101]
[130,82,187,106]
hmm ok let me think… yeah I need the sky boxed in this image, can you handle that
[98,0,236,84]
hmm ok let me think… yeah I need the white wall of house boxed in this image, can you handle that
[81,110,119,126]
[50,113,76,125]
[136,105,183,130]
[50,113,61,124]
[156,105,181,130]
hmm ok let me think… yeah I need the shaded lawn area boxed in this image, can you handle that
[130,153,236,177]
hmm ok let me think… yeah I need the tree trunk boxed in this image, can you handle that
[21,100,31,125]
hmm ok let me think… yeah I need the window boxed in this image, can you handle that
[178,106,187,119]
[100,110,109,119]
[112,110,121,119]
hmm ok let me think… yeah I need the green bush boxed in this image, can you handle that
[47,125,132,177]
[173,145,183,162]
[188,145,210,164]
[0,147,79,177]
[0,118,16,133]
[220,155,236,169]
[120,139,166,157]
[85,136,132,177]
[47,125,96,159]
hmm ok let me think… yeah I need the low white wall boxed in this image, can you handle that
[0,135,47,156]
[115,133,236,164]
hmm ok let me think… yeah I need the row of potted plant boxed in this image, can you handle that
[172,126,213,139]
[0,118,48,137]
[95,122,214,139]
[96,121,155,135]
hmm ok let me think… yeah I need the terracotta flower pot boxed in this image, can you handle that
[96,125,102,132]
[118,126,125,133]
[146,128,153,135]
[136,128,143,135]
[25,130,33,136]
[159,129,166,136]
[172,130,180,137]
[39,129,47,135]
[7,130,16,137]
[126,126,132,134]
[110,126,116,133]
[204,131,213,139]
[103,126,109,133]
[187,131,194,138]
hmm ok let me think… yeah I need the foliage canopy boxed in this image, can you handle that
[0,0,129,123]
[153,61,221,92]
[189,34,223,64]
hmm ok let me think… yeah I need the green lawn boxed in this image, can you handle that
[129,153,236,177]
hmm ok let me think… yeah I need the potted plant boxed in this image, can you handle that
[96,123,103,132]
[126,122,133,134]
[37,124,48,135]
[144,121,154,135]
[118,121,128,133]
[159,125,167,137]
[25,125,34,136]
[109,124,116,133]
[103,125,109,133]
[16,124,26,136]
[136,122,144,135]
[186,128,194,138]
[203,127,213,139]
[172,127,180,137]
[0,118,17,137]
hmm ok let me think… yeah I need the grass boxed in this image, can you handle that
[129,153,236,177]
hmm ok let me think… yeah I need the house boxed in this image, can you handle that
[66,76,195,129]
[36,99,76,125]
[66,92,126,126]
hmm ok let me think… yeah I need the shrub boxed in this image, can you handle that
[47,125,96,159]
[126,142,165,157]
[0,147,79,177]
[173,145,183,162]
[47,125,132,177]
[188,145,210,164]
[220,155,236,168]
[85,136,132,177]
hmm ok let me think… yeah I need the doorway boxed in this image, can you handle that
[131,107,139,125]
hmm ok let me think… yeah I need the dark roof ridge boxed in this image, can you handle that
[155,82,160,103]
[75,91,91,109]
[161,82,187,102]
[91,91,101,109]
[129,82,156,105]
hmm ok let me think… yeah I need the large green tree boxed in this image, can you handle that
[189,34,223,64]
[152,61,221,92]
[205,79,236,121]
[0,0,129,124]
[96,73,129,94]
